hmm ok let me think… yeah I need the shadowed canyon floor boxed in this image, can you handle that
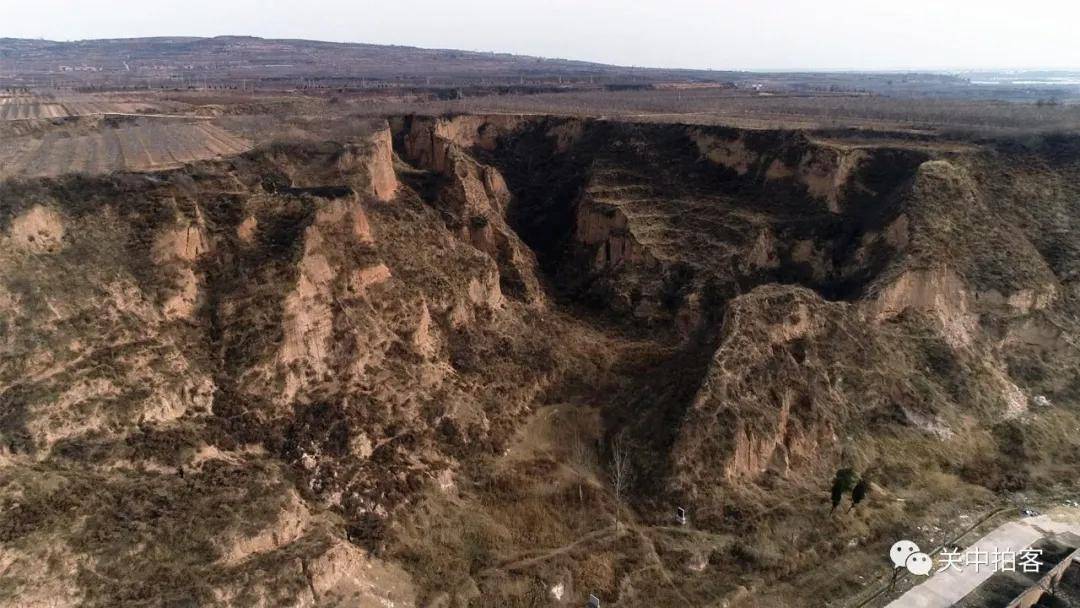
[3,106,1080,608]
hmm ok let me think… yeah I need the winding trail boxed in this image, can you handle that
[477,527,624,577]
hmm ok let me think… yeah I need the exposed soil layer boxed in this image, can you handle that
[3,113,1080,607]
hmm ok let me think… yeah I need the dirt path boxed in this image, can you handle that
[478,527,625,577]
[636,528,695,605]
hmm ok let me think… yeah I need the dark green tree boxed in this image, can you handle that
[830,480,844,513]
[830,468,859,513]
[849,477,869,512]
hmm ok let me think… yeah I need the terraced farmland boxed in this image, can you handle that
[0,92,167,120]
[0,120,251,178]
[0,98,70,119]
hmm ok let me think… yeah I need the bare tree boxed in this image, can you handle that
[569,428,597,504]
[608,430,634,531]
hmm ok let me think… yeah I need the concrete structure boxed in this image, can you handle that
[1005,547,1080,608]
[887,508,1080,608]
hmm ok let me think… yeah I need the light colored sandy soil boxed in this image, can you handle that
[0,92,167,121]
[0,120,250,178]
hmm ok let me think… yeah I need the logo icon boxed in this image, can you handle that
[890,540,932,576]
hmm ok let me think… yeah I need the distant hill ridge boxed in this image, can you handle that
[0,35,741,84]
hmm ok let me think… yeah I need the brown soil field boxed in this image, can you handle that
[0,92,174,121]
[0,118,250,178]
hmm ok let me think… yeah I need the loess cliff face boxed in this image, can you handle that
[389,116,1080,604]
[0,120,603,607]
[3,112,1080,607]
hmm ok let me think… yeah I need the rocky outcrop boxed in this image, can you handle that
[403,114,526,161]
[575,201,651,270]
[527,123,933,332]
[688,128,880,213]
[153,211,211,321]
[690,130,757,176]
[795,146,869,213]
[274,196,388,401]
[865,267,977,347]
[266,123,399,202]
[671,286,852,488]
[0,198,215,456]
[0,130,593,604]
[667,271,1051,495]
[399,118,545,305]
[902,160,1060,302]
[361,127,399,202]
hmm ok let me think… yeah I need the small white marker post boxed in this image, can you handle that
[676,507,688,526]
[588,593,601,608]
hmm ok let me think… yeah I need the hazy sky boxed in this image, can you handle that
[4,0,1078,71]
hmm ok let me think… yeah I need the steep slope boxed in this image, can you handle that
[4,112,1080,607]
[392,115,1080,606]
[0,120,610,607]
